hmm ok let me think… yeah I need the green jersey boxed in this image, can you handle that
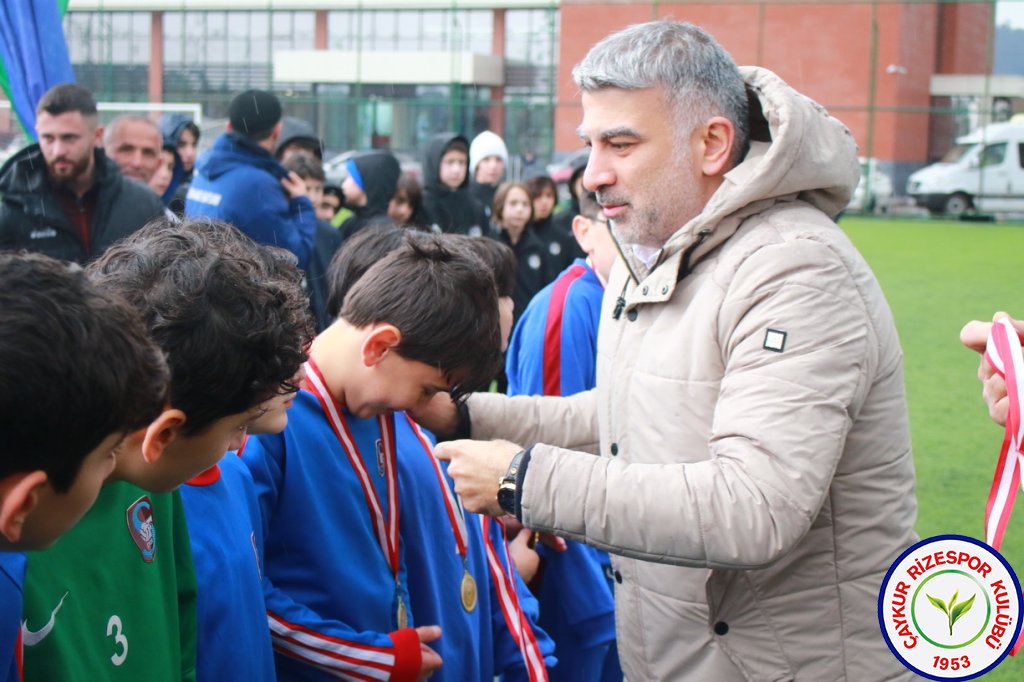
[22,482,197,681]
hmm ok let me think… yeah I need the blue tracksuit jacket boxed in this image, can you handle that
[395,414,556,681]
[505,258,620,682]
[181,452,275,681]
[243,391,425,681]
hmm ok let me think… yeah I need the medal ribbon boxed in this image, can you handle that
[981,319,1024,655]
[305,360,401,582]
[482,516,549,681]
[405,414,469,557]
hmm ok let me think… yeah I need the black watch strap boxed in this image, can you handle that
[497,447,531,517]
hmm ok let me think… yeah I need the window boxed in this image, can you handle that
[979,142,1007,169]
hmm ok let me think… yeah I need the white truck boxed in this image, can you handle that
[906,121,1024,216]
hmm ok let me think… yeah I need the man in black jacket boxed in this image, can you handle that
[0,83,165,263]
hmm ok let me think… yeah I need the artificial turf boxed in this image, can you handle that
[841,215,1024,678]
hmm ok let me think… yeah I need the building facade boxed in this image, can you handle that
[45,1,999,189]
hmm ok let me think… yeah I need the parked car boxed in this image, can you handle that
[906,121,1024,216]
[324,150,422,187]
[546,147,590,185]
[846,157,894,214]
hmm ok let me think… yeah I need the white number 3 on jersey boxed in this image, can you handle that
[106,615,128,666]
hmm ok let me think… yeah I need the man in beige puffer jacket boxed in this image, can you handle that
[430,20,918,681]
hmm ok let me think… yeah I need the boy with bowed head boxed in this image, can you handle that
[0,252,168,681]
[22,218,312,682]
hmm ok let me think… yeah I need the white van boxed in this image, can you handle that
[906,121,1024,216]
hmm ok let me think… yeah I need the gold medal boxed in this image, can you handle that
[397,597,409,629]
[460,569,478,612]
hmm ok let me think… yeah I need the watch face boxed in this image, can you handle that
[497,482,517,515]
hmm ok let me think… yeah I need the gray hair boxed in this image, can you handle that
[572,21,749,166]
[103,114,162,147]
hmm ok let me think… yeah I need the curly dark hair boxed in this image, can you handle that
[0,252,168,492]
[341,232,502,399]
[88,217,313,435]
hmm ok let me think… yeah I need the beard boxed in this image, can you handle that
[597,142,702,249]
[46,152,92,186]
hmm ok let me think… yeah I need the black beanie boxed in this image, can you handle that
[228,89,282,138]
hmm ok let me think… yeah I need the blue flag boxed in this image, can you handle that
[0,0,75,137]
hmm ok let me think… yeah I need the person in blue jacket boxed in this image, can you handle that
[505,192,624,681]
[242,233,511,681]
[185,89,316,269]
[326,228,557,681]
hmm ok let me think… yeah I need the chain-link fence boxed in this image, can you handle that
[2,1,1023,216]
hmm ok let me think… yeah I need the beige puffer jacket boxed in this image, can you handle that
[467,67,918,681]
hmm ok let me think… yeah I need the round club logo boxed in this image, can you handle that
[878,535,1022,680]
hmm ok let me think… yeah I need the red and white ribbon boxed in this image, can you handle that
[406,415,469,557]
[482,516,549,681]
[305,360,400,582]
[981,318,1024,655]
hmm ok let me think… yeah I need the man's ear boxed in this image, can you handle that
[361,324,402,367]
[699,116,735,177]
[0,471,48,545]
[140,409,187,465]
[94,125,104,148]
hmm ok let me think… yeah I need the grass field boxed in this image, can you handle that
[840,215,1024,679]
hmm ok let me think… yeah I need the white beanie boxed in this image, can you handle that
[469,131,509,174]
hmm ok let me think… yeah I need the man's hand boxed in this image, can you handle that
[960,312,1024,428]
[434,439,521,516]
[414,626,442,681]
[280,171,308,199]
[408,393,459,438]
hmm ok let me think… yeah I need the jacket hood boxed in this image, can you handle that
[160,137,186,204]
[469,131,508,175]
[275,116,322,160]
[422,132,470,193]
[640,66,859,277]
[196,132,287,182]
[350,151,401,217]
[567,151,590,201]
[159,113,199,145]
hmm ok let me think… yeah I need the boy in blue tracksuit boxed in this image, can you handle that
[181,452,275,681]
[180,254,313,682]
[321,228,555,681]
[397,417,556,682]
[185,89,316,269]
[505,192,624,681]
[243,233,518,680]
[0,253,167,682]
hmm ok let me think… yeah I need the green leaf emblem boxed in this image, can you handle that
[928,590,975,636]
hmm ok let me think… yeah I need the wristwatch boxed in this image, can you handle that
[496,449,528,515]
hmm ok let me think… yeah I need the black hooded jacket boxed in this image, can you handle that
[0,145,166,263]
[421,133,487,236]
[275,117,323,160]
[339,151,402,241]
[552,151,589,235]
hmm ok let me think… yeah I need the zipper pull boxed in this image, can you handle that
[612,280,629,320]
